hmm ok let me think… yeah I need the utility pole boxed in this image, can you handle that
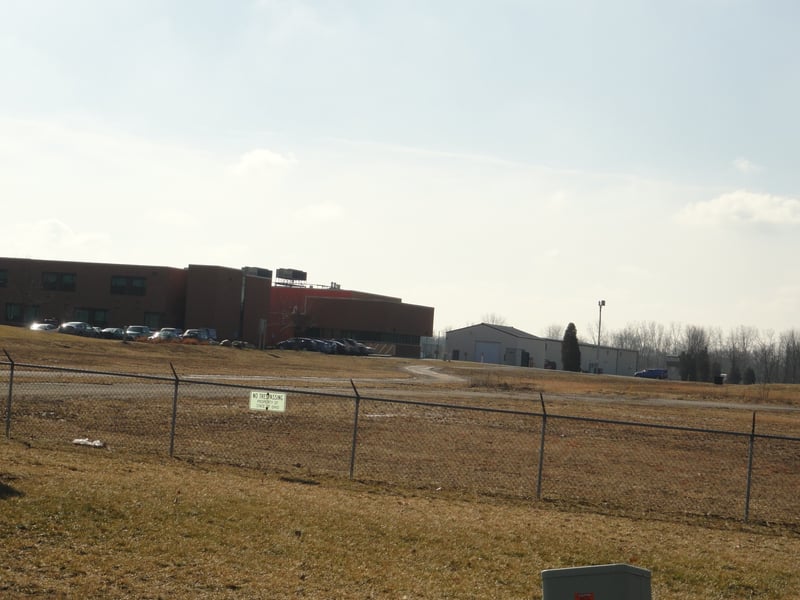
[596,299,605,373]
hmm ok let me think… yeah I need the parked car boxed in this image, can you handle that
[30,322,58,332]
[58,321,98,337]
[149,328,181,342]
[277,337,316,350]
[124,325,153,340]
[340,338,370,356]
[100,327,125,340]
[634,368,668,379]
[181,328,209,342]
[324,339,348,354]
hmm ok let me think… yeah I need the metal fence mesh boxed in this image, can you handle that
[748,435,800,524]
[2,362,798,528]
[354,397,540,498]
[5,367,173,456]
[540,417,752,521]
[173,382,355,476]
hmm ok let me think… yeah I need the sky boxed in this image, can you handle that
[2,1,799,339]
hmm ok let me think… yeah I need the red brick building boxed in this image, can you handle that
[0,258,433,356]
[268,286,434,357]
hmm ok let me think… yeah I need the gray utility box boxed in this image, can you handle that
[541,563,651,600]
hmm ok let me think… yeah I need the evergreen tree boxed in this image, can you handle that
[678,351,695,381]
[561,322,581,372]
[678,327,711,381]
[728,361,742,385]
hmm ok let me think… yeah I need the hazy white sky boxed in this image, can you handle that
[2,1,799,338]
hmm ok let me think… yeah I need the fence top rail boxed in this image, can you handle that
[359,393,800,440]
[546,411,759,439]
[359,392,544,418]
[179,377,354,400]
[3,359,798,442]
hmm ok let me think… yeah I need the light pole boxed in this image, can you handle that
[596,299,605,373]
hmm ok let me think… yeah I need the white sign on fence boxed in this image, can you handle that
[249,390,287,412]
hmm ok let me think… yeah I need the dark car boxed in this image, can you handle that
[634,368,668,379]
[325,339,348,354]
[181,328,209,342]
[314,339,346,354]
[277,337,317,351]
[124,325,153,340]
[100,327,125,340]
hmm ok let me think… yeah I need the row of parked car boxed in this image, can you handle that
[29,321,216,343]
[276,337,374,356]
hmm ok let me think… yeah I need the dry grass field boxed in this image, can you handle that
[2,325,800,598]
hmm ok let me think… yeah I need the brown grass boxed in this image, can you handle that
[2,325,800,598]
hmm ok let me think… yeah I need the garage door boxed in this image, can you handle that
[474,341,501,364]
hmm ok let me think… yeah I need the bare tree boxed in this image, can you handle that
[481,313,507,326]
[543,324,563,339]
[755,330,780,384]
[678,325,711,381]
[782,329,800,383]
[609,320,676,369]
[726,325,758,383]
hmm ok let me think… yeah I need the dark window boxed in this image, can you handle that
[24,305,40,322]
[0,269,7,287]
[111,275,146,296]
[5,303,23,322]
[74,308,108,327]
[144,312,162,330]
[42,272,77,292]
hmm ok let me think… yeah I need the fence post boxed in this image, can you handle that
[3,350,14,439]
[743,411,756,523]
[536,392,547,500]
[169,363,180,458]
[348,379,361,480]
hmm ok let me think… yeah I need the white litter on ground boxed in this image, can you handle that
[72,438,105,448]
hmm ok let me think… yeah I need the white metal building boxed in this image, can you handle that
[445,323,639,376]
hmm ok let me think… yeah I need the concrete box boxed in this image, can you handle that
[541,563,651,600]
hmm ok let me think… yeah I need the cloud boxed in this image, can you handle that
[228,148,297,175]
[732,157,763,175]
[293,203,343,222]
[7,219,111,259]
[675,190,800,227]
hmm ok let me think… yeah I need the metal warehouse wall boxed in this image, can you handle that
[446,323,638,375]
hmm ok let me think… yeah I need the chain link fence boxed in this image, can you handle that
[2,359,798,528]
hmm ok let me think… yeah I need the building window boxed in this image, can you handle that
[0,269,7,287]
[24,305,40,322]
[74,308,108,327]
[111,275,146,296]
[42,272,77,292]
[5,303,23,322]
[144,312,162,330]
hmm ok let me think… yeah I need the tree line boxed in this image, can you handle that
[438,318,800,384]
[594,321,800,384]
